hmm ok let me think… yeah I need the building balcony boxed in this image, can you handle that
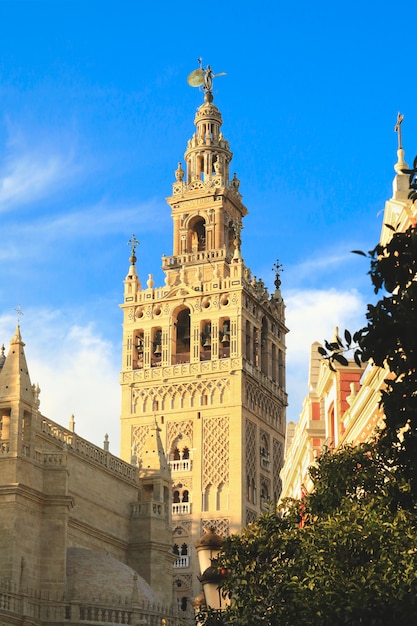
[172,502,191,515]
[173,555,190,569]
[162,248,228,270]
[260,457,270,471]
[169,459,192,472]
[260,497,271,511]
[0,440,10,454]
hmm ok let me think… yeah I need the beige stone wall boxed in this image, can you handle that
[0,407,173,609]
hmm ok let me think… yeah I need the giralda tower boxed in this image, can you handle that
[119,63,287,614]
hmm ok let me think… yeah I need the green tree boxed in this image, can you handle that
[215,445,417,626]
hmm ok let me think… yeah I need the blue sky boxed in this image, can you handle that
[1,0,416,451]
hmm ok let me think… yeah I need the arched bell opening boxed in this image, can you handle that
[261,317,268,375]
[151,327,162,367]
[187,217,206,253]
[226,220,235,256]
[173,308,191,364]
[200,320,212,361]
[218,318,230,359]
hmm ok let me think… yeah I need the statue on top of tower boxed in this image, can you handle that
[187,58,226,103]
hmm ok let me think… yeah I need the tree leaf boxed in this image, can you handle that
[344,329,352,346]
[333,353,349,366]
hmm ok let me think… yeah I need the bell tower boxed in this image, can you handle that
[119,64,287,615]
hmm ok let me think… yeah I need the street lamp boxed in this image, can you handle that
[194,528,229,624]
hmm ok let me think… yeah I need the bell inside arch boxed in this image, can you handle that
[220,322,230,345]
[202,323,212,350]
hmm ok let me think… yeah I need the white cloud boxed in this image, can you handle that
[0,309,121,453]
[31,197,169,238]
[285,287,367,423]
[0,148,77,213]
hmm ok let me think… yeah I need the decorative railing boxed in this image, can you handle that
[169,459,191,472]
[173,555,190,568]
[172,502,190,515]
[0,441,10,454]
[123,357,239,383]
[162,248,228,269]
[261,457,270,470]
[0,582,178,624]
[131,502,168,518]
[36,415,138,483]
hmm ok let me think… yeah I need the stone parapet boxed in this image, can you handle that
[36,415,138,483]
[0,580,178,625]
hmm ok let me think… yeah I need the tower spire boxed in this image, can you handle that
[124,233,141,295]
[0,325,35,406]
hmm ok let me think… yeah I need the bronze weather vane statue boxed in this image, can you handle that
[187,58,226,102]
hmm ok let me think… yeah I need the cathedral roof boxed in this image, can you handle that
[66,547,156,604]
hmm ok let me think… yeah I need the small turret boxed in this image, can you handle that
[124,234,141,299]
[0,325,35,406]
[0,325,38,456]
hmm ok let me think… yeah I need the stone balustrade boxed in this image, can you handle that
[0,582,178,624]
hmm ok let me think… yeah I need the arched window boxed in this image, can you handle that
[200,321,212,360]
[182,490,189,503]
[189,217,206,252]
[174,309,191,364]
[173,491,181,503]
[219,318,230,358]
[182,447,190,459]
[133,330,144,369]
[173,544,180,555]
[173,447,181,460]
[261,317,268,375]
[181,543,188,555]
[151,327,162,367]
[245,320,251,361]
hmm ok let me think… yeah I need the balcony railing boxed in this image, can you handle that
[172,502,191,515]
[173,555,190,568]
[261,457,270,470]
[260,497,271,511]
[169,459,192,472]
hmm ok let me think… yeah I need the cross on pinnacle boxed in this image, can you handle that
[14,304,24,326]
[272,260,283,290]
[395,112,404,150]
[127,234,140,264]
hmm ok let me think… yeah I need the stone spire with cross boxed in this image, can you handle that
[124,233,141,291]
